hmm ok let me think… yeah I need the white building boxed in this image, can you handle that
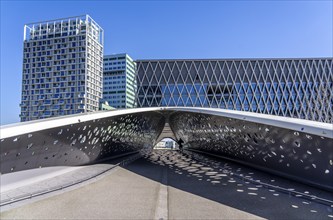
[155,140,174,149]
[20,15,104,121]
[103,53,136,108]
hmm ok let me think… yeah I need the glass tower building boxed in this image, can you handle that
[103,53,137,108]
[20,15,104,122]
[136,58,333,123]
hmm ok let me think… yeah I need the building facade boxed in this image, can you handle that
[103,54,137,108]
[99,101,115,111]
[136,58,333,123]
[155,140,174,149]
[20,15,103,122]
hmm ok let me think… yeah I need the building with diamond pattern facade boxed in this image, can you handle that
[136,58,332,123]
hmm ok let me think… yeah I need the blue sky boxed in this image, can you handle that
[1,1,332,125]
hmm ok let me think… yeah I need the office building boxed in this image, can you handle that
[155,140,174,149]
[103,53,136,108]
[99,100,115,111]
[20,15,104,121]
[136,58,333,123]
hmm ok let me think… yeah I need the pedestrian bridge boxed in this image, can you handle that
[1,107,332,191]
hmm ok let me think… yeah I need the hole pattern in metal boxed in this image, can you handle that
[0,112,165,174]
[169,111,333,191]
[0,109,332,191]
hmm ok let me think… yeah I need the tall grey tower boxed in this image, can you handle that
[20,15,104,122]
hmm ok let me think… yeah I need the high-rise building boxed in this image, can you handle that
[102,53,137,108]
[20,15,104,122]
[136,58,333,123]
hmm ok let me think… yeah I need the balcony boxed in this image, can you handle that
[58,100,65,105]
[78,93,86,98]
[43,111,51,116]
[51,105,60,110]
[64,105,71,110]
[51,94,60,99]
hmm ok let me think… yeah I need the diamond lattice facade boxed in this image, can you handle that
[136,58,333,123]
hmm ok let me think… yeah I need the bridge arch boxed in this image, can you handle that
[0,107,332,191]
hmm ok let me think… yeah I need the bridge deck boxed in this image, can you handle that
[1,150,332,219]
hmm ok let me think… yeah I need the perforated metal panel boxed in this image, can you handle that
[0,111,165,174]
[136,58,333,123]
[0,108,332,190]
